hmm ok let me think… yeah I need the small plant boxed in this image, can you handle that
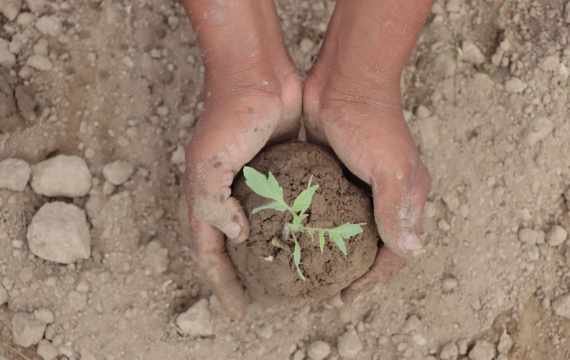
[243,166,366,281]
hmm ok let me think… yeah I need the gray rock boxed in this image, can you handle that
[539,55,559,72]
[0,158,31,191]
[552,294,570,319]
[518,228,542,246]
[27,202,91,264]
[505,77,527,93]
[35,15,62,37]
[524,117,553,147]
[440,342,458,360]
[31,155,92,197]
[24,0,45,13]
[468,340,495,360]
[299,38,314,54]
[145,240,168,275]
[402,315,422,333]
[12,312,46,348]
[176,298,214,337]
[0,38,16,68]
[102,160,134,186]
[497,331,513,354]
[0,0,22,20]
[34,308,55,324]
[442,277,459,293]
[546,225,568,247]
[337,329,363,359]
[37,339,58,360]
[462,41,485,65]
[307,340,331,360]
[26,54,52,71]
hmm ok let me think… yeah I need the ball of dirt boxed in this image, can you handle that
[229,142,379,300]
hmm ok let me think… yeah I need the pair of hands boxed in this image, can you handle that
[181,0,433,319]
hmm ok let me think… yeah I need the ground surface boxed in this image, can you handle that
[0,0,570,359]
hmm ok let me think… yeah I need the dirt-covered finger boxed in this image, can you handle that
[187,204,248,319]
[340,247,405,304]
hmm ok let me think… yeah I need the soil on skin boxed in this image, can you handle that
[230,142,379,300]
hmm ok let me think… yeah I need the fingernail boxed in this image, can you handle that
[223,222,241,240]
[402,234,423,251]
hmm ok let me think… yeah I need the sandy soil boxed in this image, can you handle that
[1,0,570,359]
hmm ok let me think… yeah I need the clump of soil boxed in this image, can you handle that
[229,141,379,300]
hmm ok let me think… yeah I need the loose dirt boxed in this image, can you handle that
[230,142,378,300]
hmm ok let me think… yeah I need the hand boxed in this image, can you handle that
[303,0,434,305]
[181,0,302,319]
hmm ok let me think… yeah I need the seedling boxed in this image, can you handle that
[243,166,366,281]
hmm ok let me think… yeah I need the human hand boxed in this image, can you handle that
[181,0,302,319]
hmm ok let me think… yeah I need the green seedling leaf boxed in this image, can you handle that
[252,201,287,214]
[293,238,306,281]
[333,222,366,238]
[291,175,319,213]
[307,229,315,243]
[318,231,325,252]
[243,166,284,203]
[328,231,347,256]
[291,213,308,229]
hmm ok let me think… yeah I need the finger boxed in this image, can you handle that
[411,163,432,235]
[187,202,248,319]
[340,247,405,304]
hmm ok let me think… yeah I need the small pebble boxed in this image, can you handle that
[0,39,16,68]
[35,15,62,37]
[27,202,91,264]
[402,315,422,333]
[307,340,331,360]
[68,290,87,311]
[415,105,431,119]
[468,340,495,360]
[145,240,168,275]
[546,225,567,247]
[37,339,58,360]
[461,41,485,65]
[156,106,169,117]
[0,159,31,191]
[517,228,543,246]
[34,308,55,324]
[31,155,92,197]
[26,54,53,71]
[176,298,214,337]
[552,294,570,319]
[505,77,527,93]
[0,0,22,20]
[12,312,46,348]
[299,38,314,54]
[102,160,134,186]
[440,342,458,360]
[442,277,459,293]
[337,329,363,359]
[292,349,305,360]
[497,331,513,354]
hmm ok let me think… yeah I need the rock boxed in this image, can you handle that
[0,284,8,305]
[12,312,46,348]
[156,106,169,117]
[24,0,46,13]
[337,329,363,359]
[415,105,431,119]
[26,54,53,71]
[33,38,49,56]
[402,315,422,333]
[442,277,458,293]
[180,113,196,127]
[431,52,456,77]
[145,240,168,274]
[518,228,542,246]
[299,38,314,54]
[552,294,570,319]
[292,349,305,360]
[68,290,87,311]
[35,15,62,37]
[524,117,553,147]
[0,158,31,191]
[176,298,214,337]
[462,41,485,65]
[446,0,460,13]
[34,308,55,324]
[27,202,91,264]
[497,331,513,354]
[0,0,22,20]
[37,339,58,360]
[0,38,16,68]
[418,116,440,150]
[31,155,92,197]
[102,160,134,186]
[546,225,567,247]
[505,77,527,93]
[307,340,331,360]
[171,145,185,165]
[539,55,559,72]
[440,342,458,360]
[565,1,570,23]
[468,340,495,360]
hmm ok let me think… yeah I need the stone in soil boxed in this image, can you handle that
[552,294,570,319]
[145,240,169,275]
[35,15,62,37]
[0,38,16,68]
[11,312,46,348]
[546,225,567,247]
[497,331,513,354]
[307,340,331,360]
[27,202,91,264]
[176,298,214,337]
[0,158,31,191]
[37,339,58,360]
[34,308,55,324]
[440,342,458,360]
[103,160,134,186]
[336,329,363,359]
[468,340,495,360]
[26,54,53,71]
[230,142,378,300]
[31,155,92,197]
[0,0,22,20]
[461,41,485,65]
